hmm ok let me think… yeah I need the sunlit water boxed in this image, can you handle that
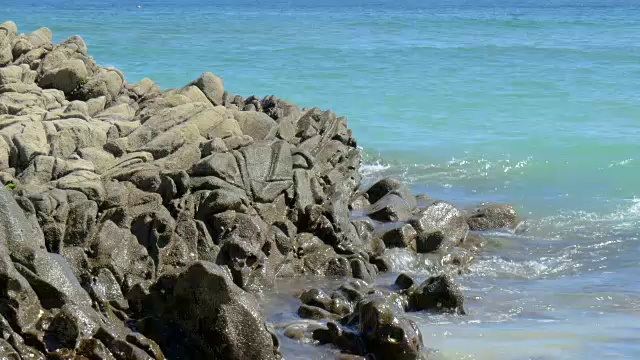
[3,0,639,358]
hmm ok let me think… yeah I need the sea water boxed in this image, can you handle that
[3,0,639,358]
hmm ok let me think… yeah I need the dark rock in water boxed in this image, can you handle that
[379,223,418,249]
[408,274,465,314]
[356,294,424,360]
[467,203,519,231]
[415,230,446,253]
[365,178,403,204]
[395,273,416,290]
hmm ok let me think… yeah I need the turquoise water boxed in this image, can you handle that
[4,0,640,358]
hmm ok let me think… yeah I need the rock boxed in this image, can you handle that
[76,68,124,105]
[128,78,160,101]
[297,304,338,320]
[0,245,43,332]
[232,110,277,140]
[63,200,97,247]
[46,304,100,351]
[467,203,519,231]
[365,178,402,204]
[10,243,92,308]
[394,273,416,291]
[356,294,424,359]
[89,220,154,285]
[408,201,468,251]
[140,261,280,360]
[408,274,465,314]
[379,223,417,249]
[38,59,89,93]
[0,187,46,250]
[189,72,224,106]
[0,21,18,65]
[415,231,447,254]
[367,192,415,222]
[27,27,53,48]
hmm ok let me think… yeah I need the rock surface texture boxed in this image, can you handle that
[0,22,518,359]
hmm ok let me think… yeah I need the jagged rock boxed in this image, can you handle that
[89,220,154,286]
[76,68,124,105]
[467,203,519,230]
[213,212,273,291]
[408,274,465,314]
[415,230,446,253]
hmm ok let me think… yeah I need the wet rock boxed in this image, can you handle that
[379,223,418,249]
[394,273,416,291]
[408,274,465,314]
[409,201,468,251]
[297,304,339,320]
[415,230,445,253]
[467,203,519,231]
[356,294,424,359]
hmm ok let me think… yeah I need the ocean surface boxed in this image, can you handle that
[4,0,639,358]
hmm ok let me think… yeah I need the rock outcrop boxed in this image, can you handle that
[0,21,519,359]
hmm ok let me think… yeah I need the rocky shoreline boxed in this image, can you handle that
[0,21,520,359]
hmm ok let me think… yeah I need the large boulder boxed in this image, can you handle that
[139,261,280,360]
[189,72,224,106]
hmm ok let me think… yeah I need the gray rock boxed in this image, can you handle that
[408,201,468,251]
[0,245,43,332]
[10,244,92,308]
[141,261,280,360]
[190,72,224,106]
[38,59,88,93]
[90,220,154,285]
[467,203,519,231]
[76,68,124,105]
[367,192,415,223]
[0,21,18,65]
[63,200,97,247]
[232,110,278,140]
[46,304,100,351]
[0,187,46,250]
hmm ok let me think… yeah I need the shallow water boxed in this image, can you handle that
[4,0,640,358]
